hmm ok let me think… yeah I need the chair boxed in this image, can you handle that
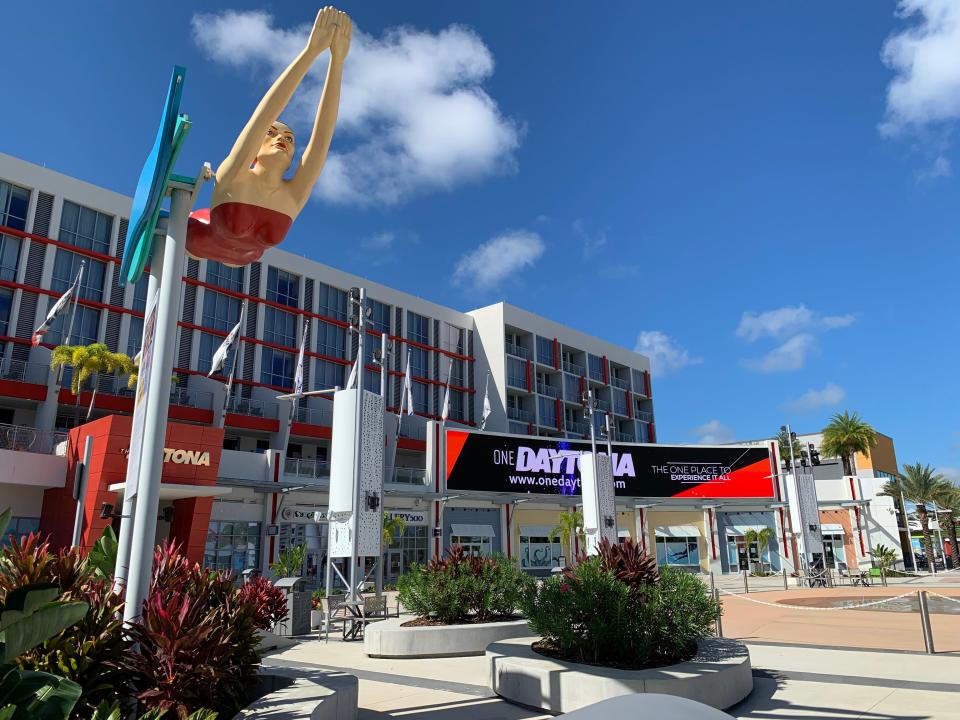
[362,596,388,624]
[836,562,851,585]
[319,593,349,642]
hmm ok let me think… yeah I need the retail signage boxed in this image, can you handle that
[280,506,327,522]
[161,448,210,466]
[445,430,774,499]
[386,511,427,525]
[124,288,159,500]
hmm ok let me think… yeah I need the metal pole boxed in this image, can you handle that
[114,243,161,592]
[933,506,944,573]
[783,568,788,590]
[70,435,94,546]
[743,568,749,594]
[710,570,715,596]
[918,590,935,654]
[902,490,918,571]
[376,332,388,598]
[713,588,723,637]
[122,188,190,624]
[349,288,366,602]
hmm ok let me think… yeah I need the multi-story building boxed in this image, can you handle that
[0,152,665,585]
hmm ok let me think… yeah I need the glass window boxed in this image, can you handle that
[261,346,294,388]
[412,380,428,414]
[131,274,149,313]
[205,261,244,293]
[588,354,604,382]
[519,534,562,571]
[198,331,237,376]
[536,337,554,365]
[315,321,345,359]
[127,316,144,357]
[364,371,381,395]
[0,234,21,282]
[0,181,30,232]
[46,304,99,346]
[655,537,700,567]
[59,200,112,254]
[385,525,428,579]
[447,358,465,387]
[449,535,491,557]
[263,306,297,348]
[447,389,465,422]
[1,516,41,545]
[367,299,390,334]
[0,289,12,336]
[508,421,529,435]
[537,396,557,427]
[440,323,465,354]
[314,359,343,389]
[507,356,526,389]
[204,520,261,573]
[317,281,346,321]
[409,346,429,378]
[52,250,105,302]
[266,266,299,308]
[201,290,241,333]
[407,312,429,345]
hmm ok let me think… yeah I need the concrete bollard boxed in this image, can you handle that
[743,569,749,594]
[919,590,935,654]
[783,568,788,590]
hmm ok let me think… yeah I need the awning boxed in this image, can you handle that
[109,482,232,501]
[725,525,766,536]
[520,525,556,537]
[617,529,631,538]
[450,524,496,538]
[821,523,845,534]
[655,525,701,538]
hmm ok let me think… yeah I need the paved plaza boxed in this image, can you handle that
[263,576,960,719]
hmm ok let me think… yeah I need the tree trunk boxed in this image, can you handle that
[918,506,935,572]
[85,373,99,422]
[841,449,853,477]
[896,495,913,569]
[948,514,960,571]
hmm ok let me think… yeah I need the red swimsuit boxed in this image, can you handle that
[186,202,293,266]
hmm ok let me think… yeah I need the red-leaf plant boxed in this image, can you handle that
[237,575,288,630]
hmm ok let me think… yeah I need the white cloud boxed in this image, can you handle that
[918,154,953,180]
[736,305,855,342]
[573,219,607,260]
[785,383,846,413]
[691,420,736,445]
[634,331,702,377]
[880,0,960,136]
[453,230,544,290]
[360,231,395,250]
[744,334,817,373]
[191,12,520,205]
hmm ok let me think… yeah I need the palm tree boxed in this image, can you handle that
[382,512,406,548]
[550,508,584,564]
[939,488,960,570]
[869,543,898,575]
[879,475,914,568]
[744,527,774,572]
[50,343,134,422]
[821,411,878,476]
[898,463,951,571]
[776,429,802,469]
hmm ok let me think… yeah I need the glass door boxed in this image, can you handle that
[387,549,403,581]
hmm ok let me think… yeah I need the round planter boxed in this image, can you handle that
[487,636,752,713]
[365,616,531,658]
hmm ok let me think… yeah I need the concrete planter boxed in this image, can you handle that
[365,616,531,658]
[233,670,358,720]
[487,636,752,713]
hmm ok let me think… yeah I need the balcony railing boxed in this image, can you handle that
[596,398,611,412]
[294,405,332,426]
[0,358,49,385]
[635,410,654,422]
[562,360,585,375]
[566,420,588,435]
[536,382,559,398]
[536,350,554,365]
[538,414,558,428]
[398,417,426,440]
[169,386,214,410]
[611,377,630,390]
[613,400,628,416]
[505,341,532,360]
[0,423,67,455]
[506,374,528,391]
[227,396,279,419]
[284,457,329,480]
[507,407,535,423]
[615,431,635,442]
[390,467,428,486]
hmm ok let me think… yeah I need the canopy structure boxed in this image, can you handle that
[655,525,702,538]
[821,523,846,534]
[450,523,496,537]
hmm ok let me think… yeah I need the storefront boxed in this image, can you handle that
[716,511,780,573]
[384,510,429,582]
[818,509,858,570]
[443,506,503,558]
[646,510,708,573]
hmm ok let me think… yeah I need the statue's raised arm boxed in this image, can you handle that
[186,7,352,267]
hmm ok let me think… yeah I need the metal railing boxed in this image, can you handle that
[613,400,628,416]
[398,418,427,440]
[0,423,67,455]
[615,431,635,442]
[294,405,332,426]
[507,374,528,390]
[635,410,654,422]
[507,407,535,423]
[536,350,554,366]
[611,377,630,390]
[538,413,558,428]
[505,341,532,360]
[390,467,428,485]
[0,358,49,385]
[596,398,611,412]
[566,420,588,435]
[169,386,214,410]
[562,360,585,375]
[536,382,560,398]
[227,396,278,419]
[283,457,329,480]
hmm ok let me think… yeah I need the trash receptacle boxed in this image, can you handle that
[274,577,310,636]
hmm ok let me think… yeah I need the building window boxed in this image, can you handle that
[725,535,770,571]
[315,321,345,359]
[314,359,343,389]
[364,371,381,395]
[412,380,428,414]
[368,299,390,334]
[46,305,100,346]
[0,516,40,545]
[317,282,346,321]
[409,347,429,378]
[0,181,30,232]
[823,533,846,569]
[448,358,465,387]
[261,346,294,388]
[519,532,562,571]
[385,525,428,579]
[201,290,241,333]
[0,234,21,282]
[588,354,604,382]
[447,389,465,422]
[266,266,299,308]
[127,316,144,357]
[263,306,297,348]
[440,323,465,354]
[508,421,529,435]
[537,396,557,427]
[198,331,237,376]
[204,521,261,573]
[655,536,700,567]
[58,200,112,254]
[536,337,554,365]
[205,261,244,293]
[507,356,526,389]
[407,312,429,345]
[0,289,12,336]
[131,274,149,313]
[450,535,491,557]
[52,251,105,303]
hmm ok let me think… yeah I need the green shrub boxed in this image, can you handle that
[397,546,533,624]
[522,538,719,668]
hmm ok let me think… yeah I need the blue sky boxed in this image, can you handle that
[2,2,958,476]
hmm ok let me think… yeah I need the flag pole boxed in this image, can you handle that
[480,370,491,431]
[55,260,85,388]
[219,301,246,428]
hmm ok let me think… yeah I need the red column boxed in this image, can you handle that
[649,422,656,443]
[552,339,559,370]
[525,359,533,392]
[644,371,652,398]
[602,356,609,385]
[625,389,632,418]
[554,398,562,431]
[169,496,214,565]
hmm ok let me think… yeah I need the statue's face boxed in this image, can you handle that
[257,122,295,170]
